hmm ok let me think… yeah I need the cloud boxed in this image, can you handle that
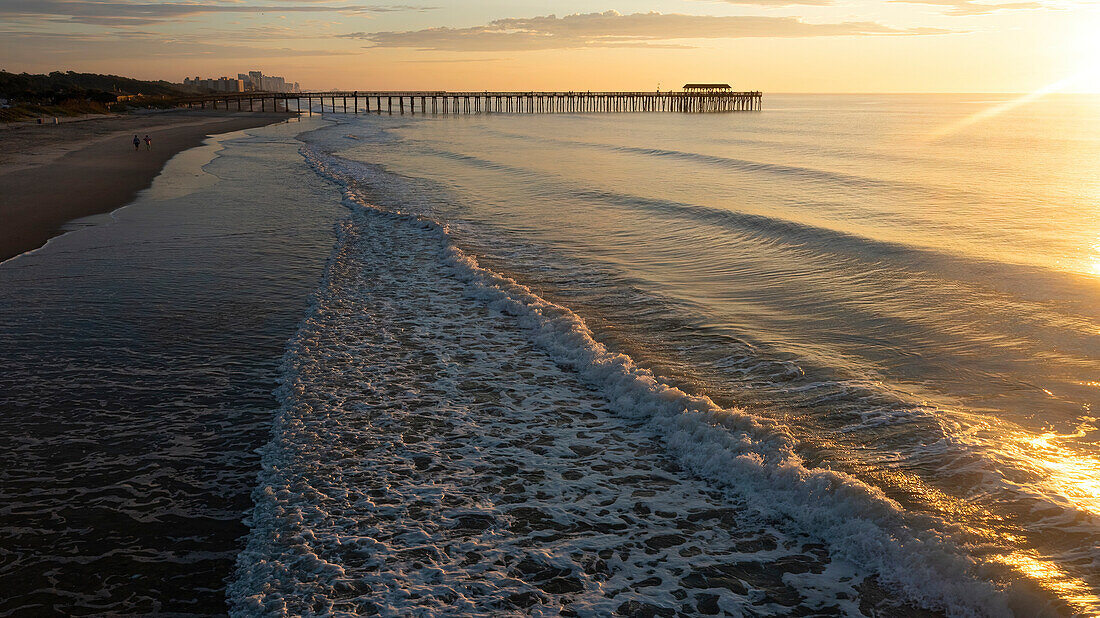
[0,29,359,61]
[340,11,950,51]
[396,57,505,63]
[0,0,434,26]
[887,0,1042,13]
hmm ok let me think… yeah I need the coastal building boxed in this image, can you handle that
[240,71,300,93]
[182,76,244,92]
[181,71,301,94]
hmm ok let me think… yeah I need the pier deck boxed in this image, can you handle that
[178,90,762,115]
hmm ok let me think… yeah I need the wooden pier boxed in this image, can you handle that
[177,89,762,115]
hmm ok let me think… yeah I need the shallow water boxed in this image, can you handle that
[252,94,1098,615]
[0,119,342,615]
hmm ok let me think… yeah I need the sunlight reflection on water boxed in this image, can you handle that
[332,94,1100,611]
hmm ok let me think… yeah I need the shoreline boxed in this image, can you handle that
[0,110,293,262]
[0,116,347,615]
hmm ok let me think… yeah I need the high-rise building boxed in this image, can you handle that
[182,76,244,92]
[183,71,299,93]
[246,71,298,93]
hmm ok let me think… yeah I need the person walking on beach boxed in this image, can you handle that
[143,135,151,151]
[132,135,140,151]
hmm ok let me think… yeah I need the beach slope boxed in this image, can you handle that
[0,111,290,261]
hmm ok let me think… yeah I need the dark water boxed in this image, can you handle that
[0,120,342,615]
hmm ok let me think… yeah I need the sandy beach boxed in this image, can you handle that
[0,110,291,262]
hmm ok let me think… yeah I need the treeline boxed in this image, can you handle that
[0,70,185,105]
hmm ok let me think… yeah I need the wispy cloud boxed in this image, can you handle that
[0,0,435,26]
[397,57,504,63]
[339,11,951,51]
[888,0,1043,14]
[0,29,359,60]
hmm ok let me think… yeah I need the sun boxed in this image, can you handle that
[1080,64,1100,95]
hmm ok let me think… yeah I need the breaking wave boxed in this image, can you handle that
[227,141,1054,616]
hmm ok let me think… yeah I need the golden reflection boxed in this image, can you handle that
[994,547,1095,607]
[868,415,1100,610]
[857,423,1100,610]
[867,466,986,520]
[958,418,1100,611]
[1015,424,1100,517]
[993,552,1097,609]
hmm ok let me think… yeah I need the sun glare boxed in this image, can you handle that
[924,76,1082,141]
[926,26,1100,140]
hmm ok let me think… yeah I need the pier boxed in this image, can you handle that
[177,88,762,115]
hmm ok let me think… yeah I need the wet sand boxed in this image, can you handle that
[0,118,345,614]
[0,110,291,262]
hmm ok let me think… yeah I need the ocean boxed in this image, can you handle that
[2,94,1098,616]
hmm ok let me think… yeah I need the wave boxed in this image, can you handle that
[572,187,1095,298]
[402,139,1098,314]
[473,126,974,200]
[409,135,1087,290]
[275,143,1051,617]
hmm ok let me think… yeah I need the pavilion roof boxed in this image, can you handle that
[683,83,732,90]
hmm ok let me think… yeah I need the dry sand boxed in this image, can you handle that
[0,110,292,262]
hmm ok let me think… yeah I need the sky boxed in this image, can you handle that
[0,0,1097,92]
